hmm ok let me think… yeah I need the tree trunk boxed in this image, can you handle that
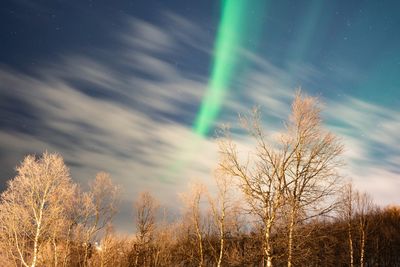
[53,234,58,267]
[196,223,204,267]
[265,221,273,267]
[62,224,73,267]
[83,228,95,267]
[360,228,366,267]
[217,209,225,267]
[348,221,354,267]
[287,208,296,267]
[31,222,40,267]
[217,237,224,267]
[31,201,45,267]
[217,222,224,267]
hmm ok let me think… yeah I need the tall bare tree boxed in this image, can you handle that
[0,152,76,267]
[133,191,159,266]
[181,182,206,267]
[80,172,120,266]
[208,169,234,267]
[340,183,357,267]
[219,110,288,267]
[355,191,374,267]
[340,183,375,267]
[152,208,176,267]
[283,91,343,267]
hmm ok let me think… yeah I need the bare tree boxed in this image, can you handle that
[60,185,86,267]
[88,226,130,267]
[133,191,159,266]
[283,91,343,267]
[208,169,234,267]
[181,182,206,267]
[152,208,177,267]
[340,183,375,267]
[80,172,120,266]
[341,183,355,267]
[355,191,374,267]
[218,111,287,267]
[0,152,76,267]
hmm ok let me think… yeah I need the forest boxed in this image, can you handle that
[1,92,399,267]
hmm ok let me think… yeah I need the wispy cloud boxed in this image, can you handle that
[325,97,400,205]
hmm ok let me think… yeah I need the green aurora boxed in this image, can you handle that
[193,0,267,136]
[158,0,267,181]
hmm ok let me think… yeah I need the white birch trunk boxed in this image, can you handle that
[360,228,365,267]
[287,208,296,267]
[31,200,45,267]
[265,221,273,267]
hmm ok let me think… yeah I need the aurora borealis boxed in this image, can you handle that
[193,0,266,136]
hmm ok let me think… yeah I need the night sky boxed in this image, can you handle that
[1,0,399,232]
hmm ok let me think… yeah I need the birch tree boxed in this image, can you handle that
[341,183,355,267]
[218,111,288,267]
[283,91,343,267]
[355,191,374,267]
[181,182,206,267]
[208,169,234,267]
[0,152,76,267]
[340,184,375,267]
[133,191,159,266]
[80,172,120,266]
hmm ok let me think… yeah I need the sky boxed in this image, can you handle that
[0,0,399,232]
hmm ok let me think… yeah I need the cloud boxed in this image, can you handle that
[324,96,400,203]
[123,18,176,53]
[326,96,400,168]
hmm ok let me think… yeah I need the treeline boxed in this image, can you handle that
[1,91,399,267]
